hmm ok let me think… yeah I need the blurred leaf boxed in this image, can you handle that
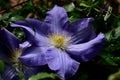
[28,72,60,80]
[0,60,4,75]
[114,26,120,39]
[69,16,79,22]
[100,54,117,66]
[0,11,24,26]
[63,2,75,12]
[104,6,112,21]
[79,74,88,80]
[104,57,117,66]
[18,72,25,80]
[105,26,120,41]
[79,1,90,8]
[12,28,25,41]
[105,29,114,41]
[108,71,120,80]
[116,20,120,27]
[10,16,24,22]
[112,57,120,64]
[0,12,13,21]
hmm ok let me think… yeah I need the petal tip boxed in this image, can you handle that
[98,33,105,39]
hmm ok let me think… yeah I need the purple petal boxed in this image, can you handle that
[19,41,31,50]
[66,18,96,43]
[0,28,20,51]
[19,46,47,66]
[70,18,94,32]
[0,45,10,63]
[2,66,19,80]
[45,48,80,79]
[44,5,68,34]
[26,18,51,35]
[66,33,105,62]
[11,22,49,46]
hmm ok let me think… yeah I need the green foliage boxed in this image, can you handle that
[0,60,4,75]
[18,72,25,80]
[0,11,24,27]
[28,72,60,80]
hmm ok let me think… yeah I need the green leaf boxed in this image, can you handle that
[0,12,13,21]
[79,1,90,8]
[18,72,25,80]
[100,55,117,66]
[105,29,114,41]
[0,60,4,75]
[10,16,24,22]
[12,28,25,41]
[63,3,75,12]
[28,72,60,80]
[108,71,120,80]
[114,26,120,39]
[105,26,120,41]
[116,19,120,27]
[104,6,112,21]
[69,16,79,22]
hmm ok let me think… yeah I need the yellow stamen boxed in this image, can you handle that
[10,48,28,72]
[11,48,22,63]
[49,34,66,48]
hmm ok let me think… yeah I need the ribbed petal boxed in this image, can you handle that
[67,18,96,44]
[2,66,19,80]
[45,48,80,79]
[44,5,68,34]
[26,18,51,35]
[0,28,20,51]
[66,33,105,62]
[19,46,47,66]
[11,22,49,46]
[70,18,94,32]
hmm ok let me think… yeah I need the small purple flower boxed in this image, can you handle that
[11,5,105,80]
[0,28,46,80]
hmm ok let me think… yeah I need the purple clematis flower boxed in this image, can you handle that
[11,5,105,80]
[0,28,46,80]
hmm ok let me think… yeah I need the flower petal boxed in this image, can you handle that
[70,18,94,32]
[2,66,19,80]
[45,48,80,79]
[44,5,68,34]
[19,46,47,66]
[19,41,31,50]
[26,18,51,35]
[0,28,20,51]
[0,45,11,63]
[67,18,96,43]
[66,33,105,62]
[11,22,49,46]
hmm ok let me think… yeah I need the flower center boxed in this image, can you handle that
[10,48,27,72]
[49,34,66,48]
